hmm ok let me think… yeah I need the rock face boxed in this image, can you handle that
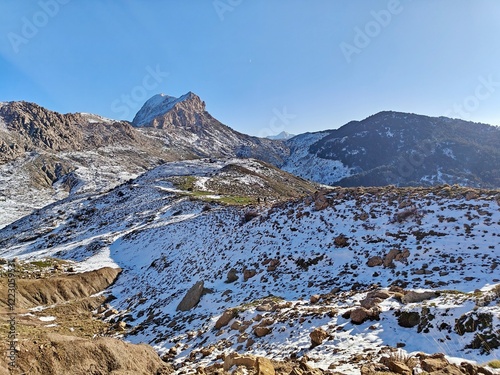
[131,92,289,166]
[176,280,205,311]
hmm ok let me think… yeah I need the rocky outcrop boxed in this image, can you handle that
[0,333,173,375]
[176,280,205,311]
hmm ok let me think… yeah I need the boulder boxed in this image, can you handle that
[226,269,238,283]
[256,357,275,375]
[401,291,438,304]
[309,328,328,348]
[310,294,321,304]
[367,256,383,267]
[215,309,236,329]
[254,326,272,337]
[176,280,205,311]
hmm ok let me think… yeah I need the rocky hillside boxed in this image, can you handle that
[132,92,289,165]
[1,160,498,374]
[0,95,288,229]
[0,101,173,229]
[0,261,172,374]
[282,111,500,188]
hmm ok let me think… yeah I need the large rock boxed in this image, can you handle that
[215,309,236,329]
[226,268,238,283]
[367,256,383,267]
[401,291,438,304]
[176,281,204,311]
[310,328,328,348]
[256,357,275,375]
[254,326,272,337]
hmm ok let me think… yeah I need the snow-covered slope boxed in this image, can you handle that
[1,161,498,373]
[281,131,354,185]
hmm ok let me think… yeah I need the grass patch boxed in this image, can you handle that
[30,259,56,268]
[236,295,284,312]
[172,176,197,191]
[486,360,500,369]
[219,196,255,205]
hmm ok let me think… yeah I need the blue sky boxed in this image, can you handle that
[1,0,500,136]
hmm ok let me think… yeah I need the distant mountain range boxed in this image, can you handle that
[1,92,499,226]
[283,111,500,187]
[267,131,295,140]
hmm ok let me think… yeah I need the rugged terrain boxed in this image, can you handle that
[282,111,500,188]
[0,261,172,374]
[0,94,288,229]
[2,94,500,229]
[1,159,498,374]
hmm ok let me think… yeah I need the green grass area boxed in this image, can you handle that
[218,196,256,205]
[173,176,197,191]
[236,295,284,312]
[30,259,55,268]
[486,360,500,369]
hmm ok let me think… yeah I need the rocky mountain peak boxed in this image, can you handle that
[132,91,206,128]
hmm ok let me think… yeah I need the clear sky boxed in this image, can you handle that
[1,0,500,136]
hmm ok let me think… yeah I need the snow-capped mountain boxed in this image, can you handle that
[267,131,295,140]
[1,161,498,373]
[131,91,288,165]
[282,111,500,188]
[132,92,205,128]
[2,95,500,231]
